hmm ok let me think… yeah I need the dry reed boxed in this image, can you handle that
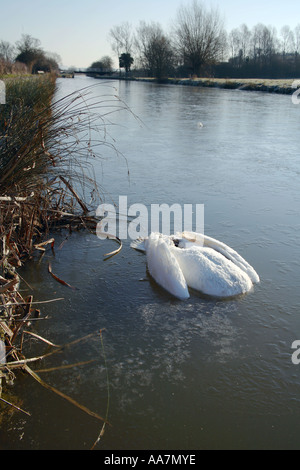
[0,74,127,439]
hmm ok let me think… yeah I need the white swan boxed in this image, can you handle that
[131,231,260,300]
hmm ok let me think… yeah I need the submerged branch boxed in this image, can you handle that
[24,364,110,424]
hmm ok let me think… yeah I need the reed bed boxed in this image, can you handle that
[0,74,129,260]
[0,74,128,440]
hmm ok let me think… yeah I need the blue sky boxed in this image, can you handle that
[1,0,299,68]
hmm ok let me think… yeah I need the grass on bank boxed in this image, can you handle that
[133,76,297,93]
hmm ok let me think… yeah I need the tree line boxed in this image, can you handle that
[2,1,299,80]
[223,22,300,78]
[0,34,61,75]
[96,0,300,80]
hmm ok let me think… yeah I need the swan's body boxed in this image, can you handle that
[131,231,259,299]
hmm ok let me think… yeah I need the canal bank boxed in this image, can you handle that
[167,77,298,95]
[0,74,109,423]
[94,74,298,95]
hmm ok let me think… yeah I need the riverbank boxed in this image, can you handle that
[97,75,298,95]
[0,74,106,417]
[167,77,297,94]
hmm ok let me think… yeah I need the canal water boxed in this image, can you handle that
[2,75,300,450]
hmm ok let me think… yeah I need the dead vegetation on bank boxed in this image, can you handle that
[0,74,127,441]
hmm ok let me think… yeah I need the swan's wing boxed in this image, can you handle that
[145,233,190,300]
[171,245,253,297]
[203,236,260,284]
[181,231,260,284]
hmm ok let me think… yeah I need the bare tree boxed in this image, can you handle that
[46,51,62,67]
[172,0,225,76]
[109,22,134,59]
[0,40,15,62]
[294,25,300,54]
[15,34,60,73]
[239,24,252,60]
[251,24,277,64]
[294,25,300,55]
[228,24,252,65]
[15,34,42,56]
[90,55,113,72]
[280,25,295,55]
[228,28,241,60]
[135,21,175,79]
[99,55,113,71]
[15,34,43,72]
